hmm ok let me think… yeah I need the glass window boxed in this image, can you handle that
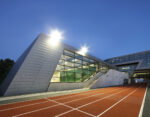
[75,73,82,82]
[64,50,74,57]
[75,63,82,68]
[58,60,65,66]
[51,49,107,83]
[65,71,75,82]
[51,71,60,82]
[56,65,64,71]
[75,54,83,60]
[83,61,89,65]
[83,57,90,62]
[65,61,74,67]
[75,59,82,64]
[64,55,74,62]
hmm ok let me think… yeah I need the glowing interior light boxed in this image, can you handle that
[78,45,88,55]
[49,29,63,46]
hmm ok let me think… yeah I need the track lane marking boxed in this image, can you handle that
[0,87,114,111]
[0,87,117,111]
[96,86,142,117]
[77,87,132,109]
[0,88,95,106]
[12,87,121,117]
[0,100,49,112]
[47,99,95,117]
[0,87,119,112]
[51,87,119,101]
[55,87,133,117]
[49,88,102,100]
[64,88,119,104]
[53,90,106,101]
[6,86,135,117]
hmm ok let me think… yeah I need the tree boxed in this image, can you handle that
[0,58,15,85]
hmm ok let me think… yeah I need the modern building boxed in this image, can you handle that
[105,50,150,80]
[1,32,150,96]
[0,33,113,96]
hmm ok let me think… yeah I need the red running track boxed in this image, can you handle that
[0,83,147,117]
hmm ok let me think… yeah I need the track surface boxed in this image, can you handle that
[0,83,146,117]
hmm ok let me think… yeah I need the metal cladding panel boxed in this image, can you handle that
[0,38,37,96]
[1,34,64,96]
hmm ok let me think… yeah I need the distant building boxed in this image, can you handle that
[105,50,150,79]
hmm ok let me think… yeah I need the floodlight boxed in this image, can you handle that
[49,29,63,46]
[78,45,88,55]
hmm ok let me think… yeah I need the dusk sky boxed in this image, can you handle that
[1,0,150,61]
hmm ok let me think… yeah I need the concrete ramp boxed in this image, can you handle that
[91,69,129,89]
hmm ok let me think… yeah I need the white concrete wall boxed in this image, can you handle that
[91,69,129,89]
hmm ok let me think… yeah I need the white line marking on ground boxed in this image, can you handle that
[64,88,119,104]
[0,101,49,112]
[0,88,89,106]
[0,88,117,112]
[54,89,105,101]
[55,87,132,117]
[53,87,119,101]
[12,103,60,117]
[12,88,121,117]
[138,84,148,117]
[97,86,141,117]
[0,88,109,111]
[47,99,95,117]
[77,87,131,109]
[0,88,89,102]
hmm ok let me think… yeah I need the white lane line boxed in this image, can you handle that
[77,87,131,109]
[13,98,95,117]
[65,88,119,104]
[54,89,104,101]
[12,104,61,117]
[0,88,89,106]
[0,88,112,111]
[138,84,148,117]
[54,87,132,117]
[47,99,95,117]
[53,87,116,101]
[0,91,100,112]
[97,86,141,117]
[12,88,121,117]
[0,100,49,112]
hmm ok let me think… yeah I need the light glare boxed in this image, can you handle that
[49,29,63,46]
[78,45,88,55]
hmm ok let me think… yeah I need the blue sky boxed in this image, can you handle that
[0,0,150,61]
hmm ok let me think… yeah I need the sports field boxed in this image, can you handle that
[0,83,147,117]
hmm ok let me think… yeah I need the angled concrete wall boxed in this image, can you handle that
[0,34,64,96]
[91,69,129,89]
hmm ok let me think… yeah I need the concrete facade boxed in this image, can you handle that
[0,34,64,96]
[91,69,129,89]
